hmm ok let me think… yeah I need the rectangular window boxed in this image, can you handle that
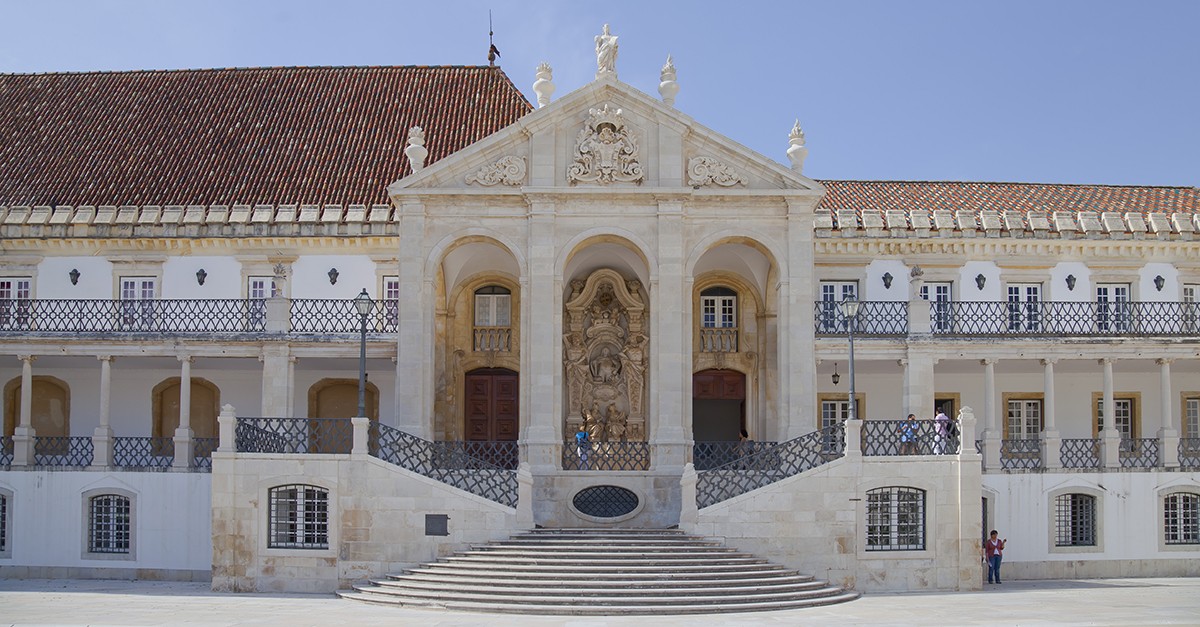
[1055,493,1096,547]
[1006,283,1042,332]
[1006,399,1042,439]
[1186,398,1200,440]
[866,487,925,551]
[0,277,32,329]
[820,398,856,451]
[1095,283,1131,333]
[474,293,511,327]
[246,276,276,330]
[701,295,737,328]
[1185,285,1199,334]
[819,281,858,333]
[920,282,953,332]
[383,276,400,329]
[268,485,329,549]
[119,277,157,330]
[1164,492,1200,545]
[1097,398,1135,440]
[88,494,131,554]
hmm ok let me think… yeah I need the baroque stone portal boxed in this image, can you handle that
[564,269,647,441]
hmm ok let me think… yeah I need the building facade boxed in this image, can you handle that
[1,35,1198,593]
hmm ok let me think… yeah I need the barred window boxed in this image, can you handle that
[1164,492,1200,545]
[866,487,925,551]
[268,485,329,549]
[0,493,8,553]
[1054,493,1096,547]
[88,494,131,554]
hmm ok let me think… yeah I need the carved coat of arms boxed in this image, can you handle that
[567,104,644,185]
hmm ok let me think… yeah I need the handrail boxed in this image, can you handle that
[371,423,517,507]
[696,426,844,508]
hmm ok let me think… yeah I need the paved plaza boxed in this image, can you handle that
[1,577,1198,626]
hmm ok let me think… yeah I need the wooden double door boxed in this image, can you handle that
[692,369,746,441]
[464,368,518,442]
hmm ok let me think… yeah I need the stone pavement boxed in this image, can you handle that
[1,577,1198,626]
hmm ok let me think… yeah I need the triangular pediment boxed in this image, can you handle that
[389,76,821,196]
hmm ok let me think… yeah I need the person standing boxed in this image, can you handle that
[898,414,919,455]
[934,411,950,455]
[985,530,1006,584]
[575,424,591,470]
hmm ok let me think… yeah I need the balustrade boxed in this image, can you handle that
[563,440,651,471]
[698,327,738,352]
[813,301,907,336]
[473,327,512,352]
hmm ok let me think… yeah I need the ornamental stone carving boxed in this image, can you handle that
[567,104,644,185]
[687,156,747,187]
[465,155,526,186]
[595,24,618,78]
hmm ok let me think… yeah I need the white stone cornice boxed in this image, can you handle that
[0,236,402,254]
[814,237,1200,261]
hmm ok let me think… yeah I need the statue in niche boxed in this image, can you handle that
[595,24,618,75]
[590,347,622,383]
[619,334,646,416]
[605,403,627,441]
[564,333,589,412]
[584,401,605,441]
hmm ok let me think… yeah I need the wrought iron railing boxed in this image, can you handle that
[0,435,12,466]
[696,426,844,508]
[1120,438,1159,468]
[33,436,94,466]
[473,327,512,352]
[112,436,174,469]
[235,418,353,454]
[1000,438,1042,469]
[693,440,781,470]
[289,299,398,333]
[861,419,960,456]
[433,440,520,470]
[0,299,268,333]
[813,301,908,336]
[371,423,517,507]
[698,327,738,353]
[563,441,651,471]
[193,437,219,470]
[932,301,1200,337]
[1060,438,1102,469]
[1179,438,1200,469]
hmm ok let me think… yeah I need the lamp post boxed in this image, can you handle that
[353,289,374,418]
[838,297,861,422]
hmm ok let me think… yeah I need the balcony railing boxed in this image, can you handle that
[0,435,12,466]
[1180,438,1200,469]
[932,301,1200,337]
[112,436,174,469]
[235,417,353,454]
[1060,438,1101,469]
[563,440,651,471]
[473,327,512,352]
[861,419,960,456]
[33,436,94,467]
[1000,438,1042,469]
[814,301,908,336]
[698,327,738,353]
[1120,438,1160,468]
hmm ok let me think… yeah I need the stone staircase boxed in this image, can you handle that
[338,528,859,615]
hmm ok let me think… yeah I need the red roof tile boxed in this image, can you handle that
[0,66,532,207]
[818,180,1200,220]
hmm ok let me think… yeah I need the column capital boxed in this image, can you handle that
[288,355,299,365]
[1156,358,1175,366]
[980,358,997,366]
[1040,358,1058,366]
[896,358,908,367]
[1098,357,1114,366]
[97,355,114,363]
[177,355,194,364]
[17,354,35,364]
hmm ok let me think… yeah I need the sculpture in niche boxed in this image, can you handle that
[595,24,618,77]
[465,155,526,186]
[567,104,644,185]
[687,156,748,188]
[563,269,647,442]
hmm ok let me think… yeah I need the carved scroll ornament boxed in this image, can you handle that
[687,156,747,187]
[465,155,527,186]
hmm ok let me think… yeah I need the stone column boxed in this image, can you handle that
[1041,358,1062,469]
[12,355,36,466]
[784,198,819,439]
[954,406,984,591]
[981,359,1001,471]
[173,355,194,468]
[521,199,560,469]
[259,346,291,417]
[1158,358,1179,467]
[92,356,115,468]
[1100,358,1120,468]
[394,200,430,437]
[651,198,688,470]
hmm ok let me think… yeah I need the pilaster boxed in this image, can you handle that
[784,198,817,439]
[521,198,560,469]
[395,200,430,436]
[652,198,687,470]
[903,350,935,422]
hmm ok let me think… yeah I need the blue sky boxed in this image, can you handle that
[2,0,1197,186]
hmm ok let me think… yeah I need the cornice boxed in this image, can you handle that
[814,237,1200,261]
[0,236,400,254]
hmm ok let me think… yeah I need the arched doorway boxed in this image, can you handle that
[692,369,745,441]
[464,368,518,442]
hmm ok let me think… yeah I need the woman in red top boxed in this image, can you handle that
[985,530,1006,584]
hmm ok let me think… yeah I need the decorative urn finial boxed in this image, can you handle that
[533,62,556,108]
[658,55,679,106]
[786,119,808,173]
[405,126,428,173]
[595,24,619,79]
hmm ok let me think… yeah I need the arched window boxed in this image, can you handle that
[700,287,737,328]
[866,487,925,551]
[87,493,132,554]
[1164,492,1200,545]
[1055,493,1097,547]
[474,286,512,351]
[268,485,329,549]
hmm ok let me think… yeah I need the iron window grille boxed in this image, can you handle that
[0,493,7,552]
[88,494,131,554]
[866,487,925,551]
[268,485,329,549]
[1164,492,1200,545]
[1055,493,1097,547]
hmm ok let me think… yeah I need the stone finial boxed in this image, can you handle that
[786,119,808,173]
[405,126,428,172]
[595,23,618,79]
[658,55,679,106]
[533,62,556,108]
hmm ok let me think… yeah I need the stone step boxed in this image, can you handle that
[441,553,766,566]
[388,571,816,588]
[368,576,832,597]
[412,560,782,574]
[352,582,849,606]
[400,564,798,580]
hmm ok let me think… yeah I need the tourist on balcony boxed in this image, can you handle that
[934,411,950,455]
[575,424,591,470]
[898,414,919,455]
[985,530,1006,584]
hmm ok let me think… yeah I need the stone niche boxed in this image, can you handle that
[563,269,647,441]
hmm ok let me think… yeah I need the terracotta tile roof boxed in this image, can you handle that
[0,66,532,207]
[818,180,1200,221]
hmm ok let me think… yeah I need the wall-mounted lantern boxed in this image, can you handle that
[69,268,80,285]
[328,268,339,285]
[975,274,986,290]
[882,272,893,289]
[1066,274,1077,291]
[196,269,207,286]
[831,362,840,386]
[1154,275,1165,291]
